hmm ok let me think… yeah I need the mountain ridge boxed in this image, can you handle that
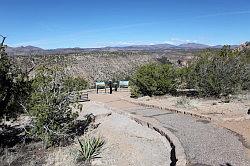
[6,42,242,56]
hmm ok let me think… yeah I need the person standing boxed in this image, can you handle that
[108,80,112,94]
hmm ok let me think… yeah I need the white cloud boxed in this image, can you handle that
[11,39,48,47]
[94,40,160,47]
[164,38,198,45]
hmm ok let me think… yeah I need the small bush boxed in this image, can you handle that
[176,97,191,108]
[63,76,88,92]
[131,63,177,97]
[130,85,140,98]
[27,66,87,148]
[78,137,105,162]
[186,46,249,97]
[241,48,250,89]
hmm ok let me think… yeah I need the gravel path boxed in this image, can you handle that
[127,107,250,166]
[90,93,250,166]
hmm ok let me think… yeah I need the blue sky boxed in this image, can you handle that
[1,0,250,48]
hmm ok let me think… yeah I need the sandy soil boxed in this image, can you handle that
[89,90,250,120]
[130,94,250,121]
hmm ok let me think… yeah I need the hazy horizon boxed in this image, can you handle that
[6,41,245,50]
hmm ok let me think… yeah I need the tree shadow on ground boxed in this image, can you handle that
[0,125,46,166]
[220,163,232,166]
[0,125,32,149]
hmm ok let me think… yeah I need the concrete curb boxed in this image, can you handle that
[122,97,212,121]
[129,115,187,166]
[94,101,187,166]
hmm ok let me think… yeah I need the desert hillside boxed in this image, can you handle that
[15,50,195,84]
[12,42,249,85]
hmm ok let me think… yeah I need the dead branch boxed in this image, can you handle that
[0,35,6,46]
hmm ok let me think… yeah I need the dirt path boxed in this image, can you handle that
[89,91,250,166]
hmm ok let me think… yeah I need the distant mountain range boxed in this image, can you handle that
[6,43,241,56]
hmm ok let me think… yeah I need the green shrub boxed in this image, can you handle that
[187,46,249,97]
[0,39,31,121]
[175,66,192,89]
[78,137,105,162]
[131,63,177,97]
[241,47,250,89]
[63,76,88,92]
[28,66,82,148]
[244,48,250,64]
[130,85,140,98]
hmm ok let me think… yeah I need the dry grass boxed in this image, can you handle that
[175,97,194,108]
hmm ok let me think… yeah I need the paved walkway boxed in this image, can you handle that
[89,92,250,166]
